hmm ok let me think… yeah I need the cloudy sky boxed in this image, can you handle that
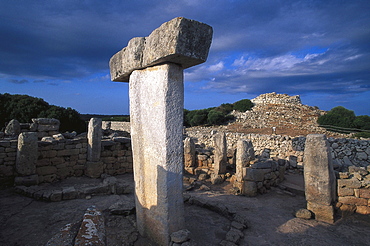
[1,0,369,115]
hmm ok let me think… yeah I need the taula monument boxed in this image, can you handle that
[109,17,212,245]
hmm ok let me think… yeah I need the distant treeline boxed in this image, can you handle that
[80,114,130,122]
[0,93,86,133]
[184,99,254,127]
[318,106,370,138]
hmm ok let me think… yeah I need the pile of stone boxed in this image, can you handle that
[235,159,286,196]
[337,166,370,215]
[2,118,61,139]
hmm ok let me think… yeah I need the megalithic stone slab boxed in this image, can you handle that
[109,17,213,82]
[16,132,38,176]
[213,132,227,174]
[87,118,102,162]
[129,63,185,245]
[304,134,336,223]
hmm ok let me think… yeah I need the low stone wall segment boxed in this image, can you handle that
[0,135,133,186]
[185,127,370,171]
[337,166,370,215]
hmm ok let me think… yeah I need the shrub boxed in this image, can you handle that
[353,115,370,130]
[233,99,254,112]
[317,106,356,128]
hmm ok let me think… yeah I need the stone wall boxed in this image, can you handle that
[185,128,370,172]
[337,166,370,215]
[0,135,133,186]
[102,121,131,133]
[251,92,302,105]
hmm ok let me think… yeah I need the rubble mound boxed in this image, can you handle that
[230,92,349,137]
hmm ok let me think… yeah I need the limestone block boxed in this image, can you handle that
[307,201,334,224]
[359,189,370,198]
[129,63,185,245]
[243,181,257,197]
[5,119,21,136]
[75,206,105,246]
[356,206,370,215]
[37,166,57,176]
[213,132,227,174]
[14,174,39,186]
[110,17,213,82]
[184,137,196,168]
[235,140,254,182]
[16,132,38,176]
[87,118,102,162]
[85,161,103,178]
[304,134,336,206]
[338,196,368,206]
[244,168,271,182]
[337,187,354,197]
[337,178,361,189]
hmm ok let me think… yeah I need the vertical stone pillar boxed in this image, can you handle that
[184,137,196,174]
[234,139,255,193]
[130,63,184,244]
[15,132,39,185]
[213,132,227,174]
[109,17,212,245]
[86,118,103,178]
[304,134,336,223]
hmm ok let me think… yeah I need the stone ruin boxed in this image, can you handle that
[0,17,369,246]
[109,17,212,245]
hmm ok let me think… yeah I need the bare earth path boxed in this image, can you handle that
[1,174,369,246]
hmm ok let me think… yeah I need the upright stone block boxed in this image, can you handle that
[235,139,254,183]
[5,119,21,136]
[110,17,212,245]
[130,63,185,245]
[16,132,38,176]
[213,132,227,174]
[304,134,336,223]
[87,118,102,162]
[184,137,196,173]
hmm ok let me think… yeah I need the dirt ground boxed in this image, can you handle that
[1,174,369,246]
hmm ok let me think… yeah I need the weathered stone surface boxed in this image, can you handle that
[235,139,254,183]
[170,229,190,243]
[244,168,270,182]
[184,137,196,168]
[338,196,368,206]
[213,132,227,174]
[87,118,102,162]
[5,119,21,136]
[307,201,334,224]
[16,132,38,176]
[243,181,257,197]
[75,206,105,246]
[46,222,80,246]
[337,178,362,189]
[359,189,370,198]
[110,17,213,82]
[304,134,336,223]
[129,63,185,245]
[356,206,370,215]
[295,208,312,220]
[304,134,336,206]
[14,174,39,186]
[85,161,103,178]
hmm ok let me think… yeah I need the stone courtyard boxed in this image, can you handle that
[1,173,370,246]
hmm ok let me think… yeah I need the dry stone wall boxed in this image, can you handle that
[337,166,370,215]
[0,119,133,186]
[185,127,370,172]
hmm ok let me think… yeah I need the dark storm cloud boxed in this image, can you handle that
[0,0,369,109]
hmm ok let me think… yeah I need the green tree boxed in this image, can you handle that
[317,106,356,128]
[354,115,370,130]
[233,99,254,112]
[0,93,86,133]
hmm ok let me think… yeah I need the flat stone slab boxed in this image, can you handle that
[109,17,213,82]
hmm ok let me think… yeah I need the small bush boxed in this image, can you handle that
[233,99,254,112]
[317,106,356,128]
